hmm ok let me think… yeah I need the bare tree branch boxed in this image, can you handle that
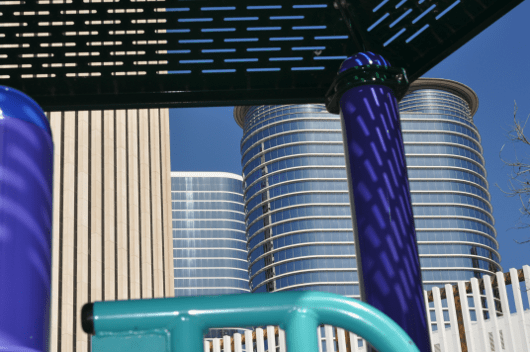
[496,101,530,234]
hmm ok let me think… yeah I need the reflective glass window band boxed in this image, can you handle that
[242,115,340,143]
[401,119,480,142]
[411,204,494,225]
[242,128,344,162]
[241,116,340,147]
[414,220,495,239]
[246,202,349,229]
[242,106,330,138]
[242,132,344,166]
[248,240,353,264]
[400,96,472,112]
[245,169,347,199]
[403,132,483,154]
[407,166,488,188]
[417,241,501,262]
[246,216,353,244]
[404,143,485,165]
[410,191,492,212]
[414,215,495,233]
[416,229,498,248]
[246,190,349,221]
[418,255,500,268]
[405,156,487,178]
[408,179,490,199]
[242,122,342,154]
[242,141,344,171]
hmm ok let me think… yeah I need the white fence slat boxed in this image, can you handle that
[348,332,356,352]
[352,332,367,352]
[324,325,334,352]
[457,281,476,352]
[483,274,502,351]
[267,326,276,352]
[470,278,488,352]
[510,268,530,352]
[234,333,242,352]
[224,335,232,352]
[495,271,516,351]
[444,283,462,352]
[256,328,265,352]
[213,339,221,352]
[244,330,253,352]
[223,336,232,352]
[424,289,436,351]
[204,340,211,352]
[317,326,323,352]
[278,328,286,352]
[336,327,347,352]
[433,287,448,352]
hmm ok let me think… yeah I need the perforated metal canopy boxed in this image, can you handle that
[0,0,523,110]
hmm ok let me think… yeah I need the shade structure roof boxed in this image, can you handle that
[0,0,523,110]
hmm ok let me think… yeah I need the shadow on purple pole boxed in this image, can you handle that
[327,52,431,352]
[0,86,53,352]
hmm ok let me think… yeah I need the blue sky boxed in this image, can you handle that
[169,1,530,274]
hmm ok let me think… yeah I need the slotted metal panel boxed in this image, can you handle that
[339,0,524,84]
[0,0,353,109]
[0,0,523,110]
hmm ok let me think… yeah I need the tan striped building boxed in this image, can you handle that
[46,109,175,352]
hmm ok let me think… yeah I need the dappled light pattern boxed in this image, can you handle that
[339,52,430,351]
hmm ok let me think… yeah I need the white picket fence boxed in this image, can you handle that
[204,266,530,352]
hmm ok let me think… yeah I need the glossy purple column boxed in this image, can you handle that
[0,86,53,352]
[337,53,430,351]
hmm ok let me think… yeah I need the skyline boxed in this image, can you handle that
[169,0,530,274]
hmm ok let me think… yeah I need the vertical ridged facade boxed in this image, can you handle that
[233,78,501,302]
[47,109,175,352]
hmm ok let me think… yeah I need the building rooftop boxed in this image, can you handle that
[233,78,479,128]
[171,171,243,181]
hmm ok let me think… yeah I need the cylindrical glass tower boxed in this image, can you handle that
[235,105,358,298]
[234,78,501,300]
[399,78,501,291]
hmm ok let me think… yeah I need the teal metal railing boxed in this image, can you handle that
[82,291,419,352]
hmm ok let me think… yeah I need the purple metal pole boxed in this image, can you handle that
[0,86,53,352]
[334,52,431,351]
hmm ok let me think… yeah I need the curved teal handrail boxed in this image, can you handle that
[86,291,419,352]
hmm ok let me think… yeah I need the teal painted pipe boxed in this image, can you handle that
[83,291,419,352]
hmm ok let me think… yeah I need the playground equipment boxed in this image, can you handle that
[0,0,524,351]
[81,291,420,352]
[0,87,54,352]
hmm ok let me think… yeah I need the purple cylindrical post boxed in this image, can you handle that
[337,52,431,351]
[0,86,53,352]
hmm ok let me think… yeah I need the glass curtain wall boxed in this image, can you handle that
[238,105,359,298]
[171,171,250,338]
[399,81,501,292]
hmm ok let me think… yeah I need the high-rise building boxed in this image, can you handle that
[47,109,175,352]
[233,78,501,300]
[235,105,357,297]
[171,172,249,297]
[171,171,250,339]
